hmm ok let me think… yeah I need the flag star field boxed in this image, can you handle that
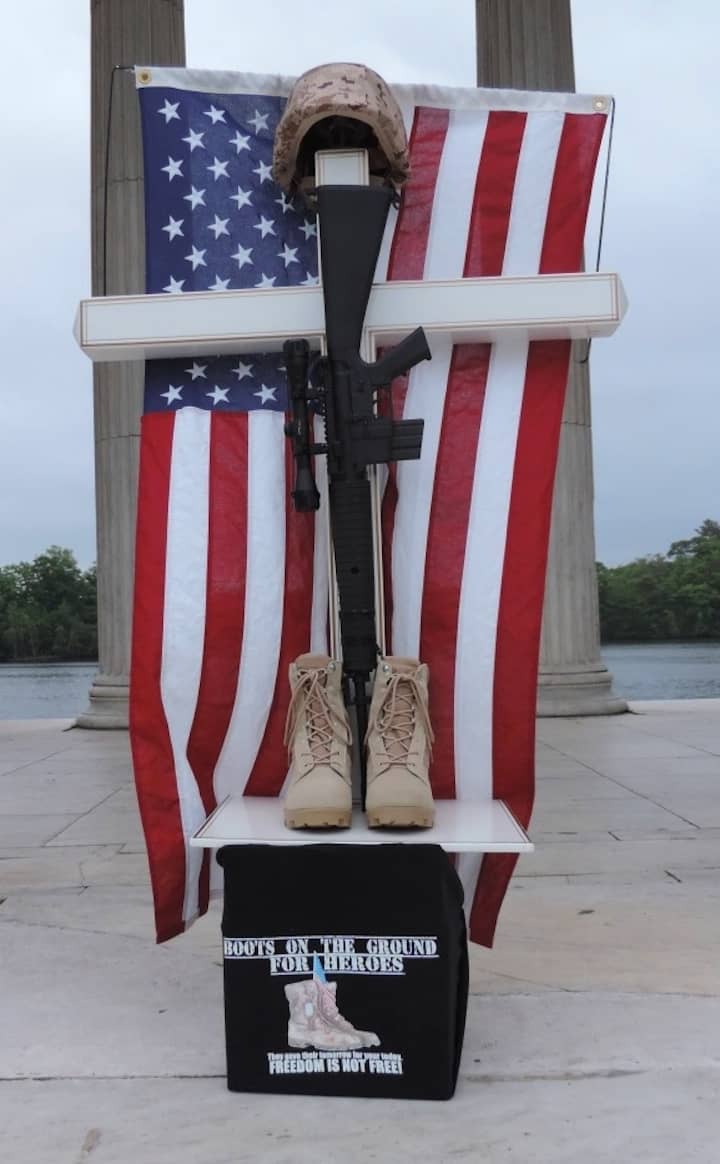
[139,88,319,413]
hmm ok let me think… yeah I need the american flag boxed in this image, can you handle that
[131,67,608,944]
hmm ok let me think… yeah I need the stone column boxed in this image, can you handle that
[475,0,625,715]
[78,0,185,728]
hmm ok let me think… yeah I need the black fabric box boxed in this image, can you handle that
[217,843,468,1100]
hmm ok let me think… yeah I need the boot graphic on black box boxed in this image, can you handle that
[284,957,380,1050]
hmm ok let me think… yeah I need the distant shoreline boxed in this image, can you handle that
[0,658,98,666]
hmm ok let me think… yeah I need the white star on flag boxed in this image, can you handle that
[163,276,185,293]
[185,246,207,270]
[162,216,184,240]
[231,244,253,269]
[275,193,294,215]
[183,186,206,209]
[161,384,183,403]
[161,157,183,181]
[301,272,320,286]
[158,100,180,123]
[229,131,251,154]
[203,105,226,124]
[254,384,277,405]
[232,360,253,380]
[185,362,207,380]
[252,160,273,183]
[299,219,318,240]
[208,275,231,291]
[230,187,252,209]
[255,273,276,289]
[207,157,230,181]
[206,385,230,405]
[253,216,275,238]
[182,128,205,151]
[208,215,230,239]
[278,243,299,268]
[247,110,270,133]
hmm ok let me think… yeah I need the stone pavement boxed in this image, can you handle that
[1,703,719,1162]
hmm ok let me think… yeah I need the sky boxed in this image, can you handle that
[1,0,717,569]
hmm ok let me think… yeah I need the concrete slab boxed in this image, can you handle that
[530,796,699,834]
[0,814,84,847]
[47,790,145,848]
[533,774,638,802]
[516,833,720,877]
[0,845,126,891]
[0,771,126,814]
[2,707,720,1162]
[2,1000,720,1164]
[470,879,720,995]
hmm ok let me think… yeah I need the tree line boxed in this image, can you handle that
[0,521,718,661]
[0,546,97,662]
[597,519,720,642]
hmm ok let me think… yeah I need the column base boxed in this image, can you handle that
[75,674,129,729]
[537,663,628,717]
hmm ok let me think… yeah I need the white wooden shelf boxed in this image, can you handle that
[190,796,533,854]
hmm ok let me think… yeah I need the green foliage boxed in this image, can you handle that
[0,547,97,662]
[598,521,720,642]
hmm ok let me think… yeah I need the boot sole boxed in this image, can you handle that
[367,806,435,829]
[284,808,352,829]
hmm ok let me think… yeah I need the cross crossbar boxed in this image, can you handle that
[75,270,626,363]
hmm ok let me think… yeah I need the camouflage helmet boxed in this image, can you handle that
[273,62,410,198]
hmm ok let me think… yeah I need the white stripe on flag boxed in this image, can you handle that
[392,108,489,659]
[503,111,565,275]
[454,111,564,802]
[454,337,528,800]
[160,407,211,924]
[423,109,489,278]
[214,411,286,800]
[392,336,452,660]
[457,853,483,924]
[376,97,416,282]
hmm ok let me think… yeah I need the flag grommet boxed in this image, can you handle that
[137,69,153,85]
[593,97,608,111]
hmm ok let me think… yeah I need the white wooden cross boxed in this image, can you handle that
[74,148,627,852]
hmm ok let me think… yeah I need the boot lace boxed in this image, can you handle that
[283,668,348,764]
[366,669,434,763]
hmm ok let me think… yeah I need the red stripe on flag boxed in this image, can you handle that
[419,344,490,798]
[244,442,315,795]
[469,113,605,947]
[186,413,249,913]
[464,111,527,277]
[467,340,571,946]
[494,342,570,810]
[418,110,524,796]
[130,413,187,943]
[387,107,449,281]
[540,113,606,273]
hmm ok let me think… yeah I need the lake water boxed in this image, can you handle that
[601,642,720,701]
[0,662,98,720]
[1,644,718,719]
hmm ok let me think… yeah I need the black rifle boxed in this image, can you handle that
[283,183,431,801]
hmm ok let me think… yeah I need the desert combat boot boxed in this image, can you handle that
[365,657,435,828]
[283,654,353,828]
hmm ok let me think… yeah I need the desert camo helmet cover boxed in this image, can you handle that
[272,62,410,199]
